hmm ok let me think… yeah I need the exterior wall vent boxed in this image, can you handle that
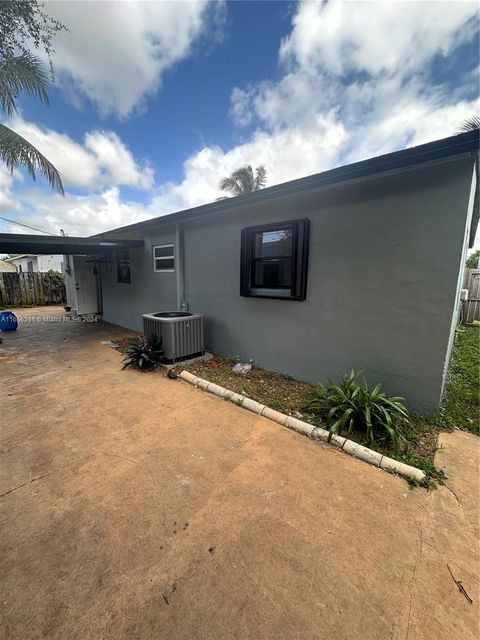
[142,312,204,363]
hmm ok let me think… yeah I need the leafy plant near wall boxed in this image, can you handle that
[305,370,411,450]
[122,337,165,372]
[466,250,480,269]
[47,269,64,289]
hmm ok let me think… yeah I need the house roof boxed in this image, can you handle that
[97,130,479,246]
[0,234,144,256]
[5,254,37,261]
[5,254,66,262]
[0,259,17,272]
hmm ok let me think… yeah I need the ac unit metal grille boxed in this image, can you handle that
[143,317,162,341]
[142,313,204,363]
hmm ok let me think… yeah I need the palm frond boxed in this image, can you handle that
[458,116,480,133]
[230,166,255,193]
[219,164,267,197]
[219,176,243,196]
[0,123,64,194]
[0,53,50,117]
[254,164,267,190]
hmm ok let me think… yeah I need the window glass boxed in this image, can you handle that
[254,228,292,258]
[240,219,309,300]
[153,244,175,271]
[154,245,174,258]
[254,259,292,289]
[155,257,174,271]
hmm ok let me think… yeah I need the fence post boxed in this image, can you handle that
[0,272,67,306]
[463,268,480,324]
[0,274,6,307]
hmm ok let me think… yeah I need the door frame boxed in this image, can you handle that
[72,256,100,315]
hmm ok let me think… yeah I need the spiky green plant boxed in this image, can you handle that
[122,337,165,372]
[306,370,411,450]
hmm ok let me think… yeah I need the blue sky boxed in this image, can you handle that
[0,0,479,242]
[18,2,290,189]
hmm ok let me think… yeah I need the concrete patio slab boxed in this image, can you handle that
[0,307,478,639]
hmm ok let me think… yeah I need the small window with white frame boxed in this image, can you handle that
[153,244,175,272]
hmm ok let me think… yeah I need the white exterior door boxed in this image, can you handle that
[73,256,98,314]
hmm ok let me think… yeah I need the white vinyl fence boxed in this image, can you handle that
[463,268,480,324]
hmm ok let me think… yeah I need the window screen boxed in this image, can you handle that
[153,244,175,272]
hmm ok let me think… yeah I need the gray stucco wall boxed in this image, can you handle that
[101,155,475,411]
[101,225,177,330]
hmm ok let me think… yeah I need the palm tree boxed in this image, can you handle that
[219,165,267,197]
[0,52,64,194]
[458,116,480,132]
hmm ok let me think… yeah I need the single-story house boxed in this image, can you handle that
[0,131,477,411]
[4,254,64,273]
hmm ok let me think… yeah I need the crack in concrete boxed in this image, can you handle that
[404,492,432,640]
[0,454,95,499]
[96,449,147,469]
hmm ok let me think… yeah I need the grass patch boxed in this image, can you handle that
[184,356,315,416]
[440,327,479,435]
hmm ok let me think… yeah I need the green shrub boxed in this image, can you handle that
[306,370,411,450]
[466,249,480,269]
[122,337,165,371]
[47,269,64,288]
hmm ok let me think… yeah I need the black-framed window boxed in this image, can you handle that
[240,219,310,300]
[117,250,131,284]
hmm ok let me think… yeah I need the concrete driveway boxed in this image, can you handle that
[1,307,478,639]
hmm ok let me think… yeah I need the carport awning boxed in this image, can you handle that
[0,233,144,255]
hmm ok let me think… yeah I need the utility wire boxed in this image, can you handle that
[0,215,55,236]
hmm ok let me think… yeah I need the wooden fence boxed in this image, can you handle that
[0,272,66,307]
[462,268,480,324]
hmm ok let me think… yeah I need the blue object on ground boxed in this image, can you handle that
[0,311,18,331]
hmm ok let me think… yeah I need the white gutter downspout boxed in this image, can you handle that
[175,222,186,311]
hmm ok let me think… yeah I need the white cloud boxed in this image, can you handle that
[343,92,480,162]
[84,131,154,189]
[279,0,478,77]
[7,117,154,190]
[0,167,22,213]
[1,187,152,237]
[0,115,346,237]
[231,72,331,131]
[46,0,224,117]
[2,0,478,248]
[162,115,347,209]
[231,0,479,161]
